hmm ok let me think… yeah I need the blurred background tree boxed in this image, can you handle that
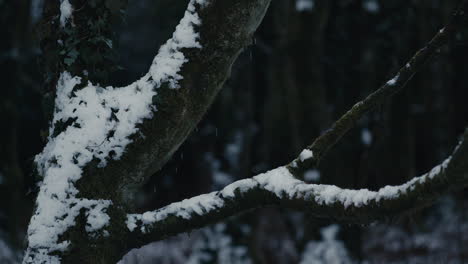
[1,0,468,263]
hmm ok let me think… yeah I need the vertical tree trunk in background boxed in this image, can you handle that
[260,0,298,166]
[389,1,416,184]
[253,1,339,261]
[414,0,456,165]
[293,0,336,256]
[0,0,35,252]
[297,0,332,140]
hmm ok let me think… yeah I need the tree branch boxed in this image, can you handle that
[292,0,468,171]
[126,129,468,246]
[110,0,273,204]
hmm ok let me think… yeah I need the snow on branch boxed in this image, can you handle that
[126,131,468,242]
[24,0,208,262]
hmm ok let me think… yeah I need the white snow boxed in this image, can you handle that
[363,196,468,263]
[186,223,252,264]
[30,0,44,24]
[24,0,207,262]
[224,132,243,168]
[304,169,321,182]
[59,0,73,27]
[127,192,224,233]
[363,0,379,14]
[85,200,113,233]
[296,0,315,12]
[361,128,372,146]
[120,223,252,264]
[127,157,451,232]
[149,0,206,88]
[221,179,258,198]
[386,73,399,86]
[299,149,314,162]
[205,153,234,189]
[254,167,301,198]
[300,225,352,264]
[0,238,20,263]
[291,160,298,168]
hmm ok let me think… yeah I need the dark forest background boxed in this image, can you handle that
[2,0,468,263]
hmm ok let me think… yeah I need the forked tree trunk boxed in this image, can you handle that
[31,0,271,262]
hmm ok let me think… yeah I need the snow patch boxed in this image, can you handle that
[126,156,451,234]
[127,192,224,233]
[300,225,352,264]
[85,200,113,233]
[222,179,258,198]
[386,73,400,86]
[304,169,321,182]
[120,223,252,264]
[296,0,314,12]
[299,149,314,162]
[59,0,73,27]
[363,0,379,14]
[361,128,372,146]
[149,0,207,88]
